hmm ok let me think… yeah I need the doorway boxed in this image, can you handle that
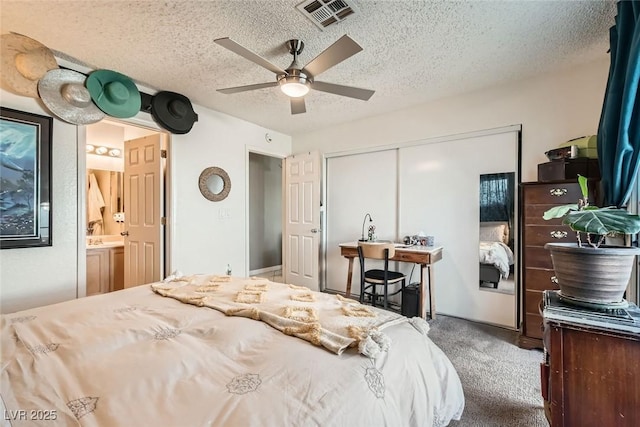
[83,119,168,294]
[248,152,283,282]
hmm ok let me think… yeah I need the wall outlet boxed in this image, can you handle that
[218,208,231,220]
[113,212,125,222]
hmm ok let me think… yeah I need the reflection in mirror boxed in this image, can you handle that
[87,169,124,236]
[206,174,225,195]
[110,171,123,213]
[478,172,515,294]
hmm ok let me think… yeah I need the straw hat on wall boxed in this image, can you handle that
[0,33,58,98]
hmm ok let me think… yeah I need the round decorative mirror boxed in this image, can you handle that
[198,167,231,201]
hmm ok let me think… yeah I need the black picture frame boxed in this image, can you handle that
[0,107,52,249]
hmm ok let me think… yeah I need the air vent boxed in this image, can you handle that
[296,0,357,30]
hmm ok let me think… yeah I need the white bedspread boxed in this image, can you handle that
[479,241,514,278]
[1,282,464,427]
[151,274,409,358]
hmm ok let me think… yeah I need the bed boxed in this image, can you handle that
[479,221,514,288]
[1,275,464,427]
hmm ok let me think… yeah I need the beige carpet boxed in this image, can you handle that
[428,315,548,427]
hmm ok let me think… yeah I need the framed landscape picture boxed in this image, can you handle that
[0,107,52,249]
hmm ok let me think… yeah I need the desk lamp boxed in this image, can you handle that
[360,213,373,241]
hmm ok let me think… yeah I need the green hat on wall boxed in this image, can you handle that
[86,69,141,118]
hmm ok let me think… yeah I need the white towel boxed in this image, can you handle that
[87,173,105,223]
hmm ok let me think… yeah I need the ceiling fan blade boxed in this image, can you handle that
[311,81,375,101]
[214,37,287,75]
[302,35,363,77]
[290,97,306,115]
[217,82,278,94]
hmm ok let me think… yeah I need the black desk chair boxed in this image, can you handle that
[357,242,406,312]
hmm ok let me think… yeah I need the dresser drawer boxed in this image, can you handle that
[523,246,554,269]
[524,268,559,292]
[525,290,545,315]
[524,313,544,339]
[522,183,582,204]
[524,225,576,246]
[523,204,566,225]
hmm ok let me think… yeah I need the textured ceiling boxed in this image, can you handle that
[1,1,617,136]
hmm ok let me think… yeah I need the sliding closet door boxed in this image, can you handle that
[398,131,518,328]
[324,150,397,294]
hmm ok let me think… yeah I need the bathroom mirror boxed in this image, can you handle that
[199,166,231,201]
[478,172,515,294]
[87,169,124,235]
[110,171,123,213]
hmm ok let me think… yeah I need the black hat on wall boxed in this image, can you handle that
[150,91,198,134]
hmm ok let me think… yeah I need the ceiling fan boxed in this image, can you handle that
[213,35,375,115]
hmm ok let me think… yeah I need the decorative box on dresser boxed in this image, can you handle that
[519,180,594,349]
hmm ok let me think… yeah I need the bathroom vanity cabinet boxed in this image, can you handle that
[86,246,124,295]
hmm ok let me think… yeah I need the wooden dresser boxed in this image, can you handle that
[541,291,640,426]
[519,181,584,349]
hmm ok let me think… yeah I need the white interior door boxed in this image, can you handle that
[123,134,163,287]
[284,151,321,290]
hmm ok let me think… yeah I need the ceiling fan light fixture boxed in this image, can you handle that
[281,81,309,98]
[214,35,374,114]
[278,73,310,98]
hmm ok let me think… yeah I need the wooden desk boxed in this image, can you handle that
[339,242,443,319]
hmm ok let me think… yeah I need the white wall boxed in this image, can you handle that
[294,58,609,183]
[169,106,291,277]
[1,89,292,313]
[0,91,80,313]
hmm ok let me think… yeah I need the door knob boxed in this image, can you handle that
[311,228,319,233]
[120,231,129,236]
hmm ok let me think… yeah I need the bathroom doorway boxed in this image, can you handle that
[248,152,283,282]
[83,119,169,293]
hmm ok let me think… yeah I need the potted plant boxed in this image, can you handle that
[543,175,640,306]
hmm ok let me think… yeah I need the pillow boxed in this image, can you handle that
[479,222,509,244]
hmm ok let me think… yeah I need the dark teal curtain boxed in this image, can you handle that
[597,1,640,207]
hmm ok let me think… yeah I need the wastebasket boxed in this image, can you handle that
[401,283,420,317]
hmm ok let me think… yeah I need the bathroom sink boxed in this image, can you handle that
[86,236,124,248]
[92,241,123,247]
[87,241,124,249]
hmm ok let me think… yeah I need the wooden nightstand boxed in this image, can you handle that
[540,291,640,426]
